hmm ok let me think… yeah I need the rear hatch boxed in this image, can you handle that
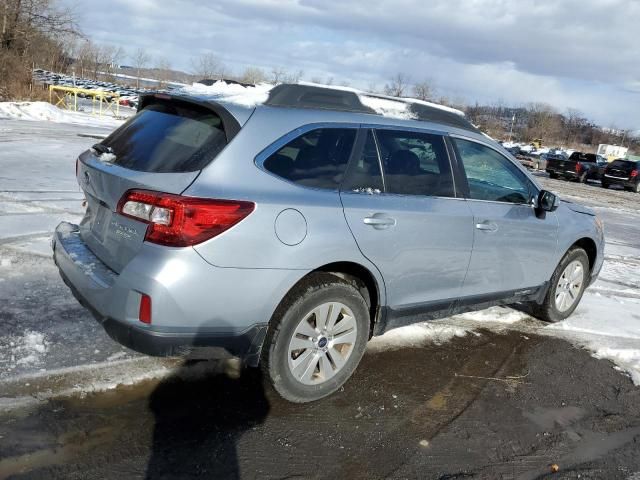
[605,159,636,180]
[77,95,242,273]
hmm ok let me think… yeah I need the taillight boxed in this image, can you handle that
[575,163,582,173]
[631,170,638,178]
[117,190,255,247]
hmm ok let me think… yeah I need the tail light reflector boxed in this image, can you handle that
[117,190,255,247]
[139,294,152,324]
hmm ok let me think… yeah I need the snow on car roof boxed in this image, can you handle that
[179,81,272,108]
[179,80,466,121]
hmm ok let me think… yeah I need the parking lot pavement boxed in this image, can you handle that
[1,118,640,478]
[534,171,640,212]
[2,330,640,479]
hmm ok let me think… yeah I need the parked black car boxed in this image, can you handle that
[601,159,640,192]
[546,152,599,183]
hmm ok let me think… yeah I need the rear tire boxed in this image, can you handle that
[548,172,558,179]
[261,273,370,403]
[520,248,589,323]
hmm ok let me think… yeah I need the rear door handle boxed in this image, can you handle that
[364,214,396,229]
[475,221,498,232]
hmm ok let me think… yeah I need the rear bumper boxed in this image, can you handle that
[58,266,266,360]
[52,222,298,364]
[546,168,579,179]
[602,175,637,188]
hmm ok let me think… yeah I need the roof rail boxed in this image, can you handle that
[266,84,376,114]
[264,83,479,133]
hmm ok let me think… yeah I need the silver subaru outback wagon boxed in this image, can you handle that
[53,84,604,402]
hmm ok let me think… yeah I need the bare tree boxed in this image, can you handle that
[384,73,410,97]
[412,79,435,101]
[156,56,172,88]
[283,69,303,84]
[240,66,267,84]
[191,53,225,80]
[132,47,150,88]
[270,66,287,84]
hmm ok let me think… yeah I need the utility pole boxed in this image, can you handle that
[508,113,516,142]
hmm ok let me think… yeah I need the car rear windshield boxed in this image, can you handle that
[571,152,597,162]
[609,159,635,169]
[100,100,227,173]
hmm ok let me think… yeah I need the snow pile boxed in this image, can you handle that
[456,307,529,324]
[0,101,70,122]
[0,101,125,127]
[359,95,416,120]
[6,331,48,367]
[180,81,273,107]
[368,323,468,353]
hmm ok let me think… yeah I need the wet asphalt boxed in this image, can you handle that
[1,330,640,480]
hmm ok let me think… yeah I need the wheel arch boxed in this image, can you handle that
[570,237,597,272]
[271,261,384,339]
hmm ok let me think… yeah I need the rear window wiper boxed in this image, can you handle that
[91,143,113,155]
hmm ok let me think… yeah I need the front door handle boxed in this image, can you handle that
[475,221,498,232]
[364,214,396,229]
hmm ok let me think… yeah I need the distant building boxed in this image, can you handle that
[597,144,628,161]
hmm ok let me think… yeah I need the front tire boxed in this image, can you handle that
[261,273,370,403]
[524,248,589,323]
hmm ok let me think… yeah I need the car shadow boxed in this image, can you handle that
[145,359,270,480]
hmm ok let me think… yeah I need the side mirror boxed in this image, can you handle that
[538,190,559,212]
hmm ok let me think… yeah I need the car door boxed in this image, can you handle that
[451,137,558,297]
[340,128,474,319]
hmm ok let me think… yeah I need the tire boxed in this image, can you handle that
[548,171,558,179]
[624,186,633,192]
[601,181,609,189]
[261,273,370,403]
[522,248,590,323]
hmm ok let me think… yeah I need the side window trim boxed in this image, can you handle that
[449,134,538,204]
[254,122,360,192]
[370,129,387,193]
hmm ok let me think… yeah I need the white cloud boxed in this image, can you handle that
[66,0,640,129]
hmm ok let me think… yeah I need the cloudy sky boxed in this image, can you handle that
[69,0,639,130]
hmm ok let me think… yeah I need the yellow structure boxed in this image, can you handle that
[49,85,120,117]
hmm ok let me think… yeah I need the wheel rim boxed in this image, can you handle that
[555,260,585,312]
[287,302,357,386]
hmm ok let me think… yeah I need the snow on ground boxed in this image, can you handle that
[0,101,128,128]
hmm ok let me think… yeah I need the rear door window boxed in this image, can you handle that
[374,129,455,197]
[101,101,227,173]
[263,128,357,190]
